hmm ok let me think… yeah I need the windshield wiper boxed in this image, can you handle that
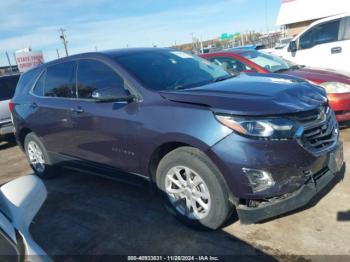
[214,75,235,83]
[274,68,290,73]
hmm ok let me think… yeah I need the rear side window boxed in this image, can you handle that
[77,59,127,99]
[0,75,20,101]
[32,71,45,96]
[44,62,76,98]
[345,17,350,40]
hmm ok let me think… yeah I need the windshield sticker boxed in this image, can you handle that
[171,51,193,59]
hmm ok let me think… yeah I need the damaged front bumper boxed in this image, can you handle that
[237,143,344,224]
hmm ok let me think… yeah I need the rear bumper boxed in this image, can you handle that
[0,121,14,137]
[237,143,344,224]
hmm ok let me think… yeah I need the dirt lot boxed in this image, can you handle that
[0,128,349,261]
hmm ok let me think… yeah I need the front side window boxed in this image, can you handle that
[113,50,230,91]
[209,57,251,74]
[77,59,128,99]
[313,20,340,45]
[299,29,314,50]
[44,62,76,98]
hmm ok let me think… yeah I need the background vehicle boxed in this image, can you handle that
[0,74,20,141]
[275,13,350,74]
[12,48,343,229]
[201,49,350,123]
[0,175,51,262]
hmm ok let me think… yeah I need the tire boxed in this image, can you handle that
[24,132,58,179]
[156,146,232,230]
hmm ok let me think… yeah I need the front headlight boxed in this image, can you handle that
[215,115,297,140]
[319,82,350,94]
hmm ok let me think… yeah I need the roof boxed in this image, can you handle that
[276,0,350,26]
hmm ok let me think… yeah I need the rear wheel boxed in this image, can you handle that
[156,147,232,229]
[24,132,57,178]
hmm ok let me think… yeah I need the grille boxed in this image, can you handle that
[291,106,339,155]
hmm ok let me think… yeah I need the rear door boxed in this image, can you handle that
[68,58,140,173]
[28,61,77,155]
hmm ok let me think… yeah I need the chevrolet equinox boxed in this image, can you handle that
[11,48,344,229]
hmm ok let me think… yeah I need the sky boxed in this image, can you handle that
[0,0,281,66]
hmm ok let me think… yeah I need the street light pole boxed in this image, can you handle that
[58,28,69,56]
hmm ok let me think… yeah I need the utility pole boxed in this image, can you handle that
[58,28,69,56]
[5,52,12,67]
[190,32,195,51]
[200,35,204,54]
[56,48,60,58]
[13,53,17,66]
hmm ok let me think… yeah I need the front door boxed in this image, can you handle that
[69,59,141,174]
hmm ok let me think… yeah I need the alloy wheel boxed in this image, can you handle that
[27,141,46,174]
[165,166,211,220]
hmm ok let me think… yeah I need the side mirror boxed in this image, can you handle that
[92,86,130,100]
[92,87,136,103]
[289,41,297,53]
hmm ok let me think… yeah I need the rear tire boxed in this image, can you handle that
[24,132,58,179]
[156,146,232,230]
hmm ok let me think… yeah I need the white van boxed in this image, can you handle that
[277,13,350,74]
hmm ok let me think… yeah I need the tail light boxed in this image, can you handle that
[9,100,15,112]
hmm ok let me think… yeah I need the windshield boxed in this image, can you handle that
[241,50,297,73]
[113,50,230,91]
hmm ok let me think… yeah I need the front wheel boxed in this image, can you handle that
[156,147,232,230]
[24,132,58,178]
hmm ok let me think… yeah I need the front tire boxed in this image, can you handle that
[156,147,232,230]
[24,132,57,178]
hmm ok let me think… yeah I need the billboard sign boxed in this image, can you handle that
[15,51,45,73]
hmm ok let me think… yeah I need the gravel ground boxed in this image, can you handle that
[0,128,349,261]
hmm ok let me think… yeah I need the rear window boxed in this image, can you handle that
[0,75,20,101]
[14,68,42,97]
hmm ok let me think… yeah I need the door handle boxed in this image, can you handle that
[30,102,38,109]
[70,107,84,114]
[331,47,342,54]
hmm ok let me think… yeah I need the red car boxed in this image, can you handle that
[200,49,350,123]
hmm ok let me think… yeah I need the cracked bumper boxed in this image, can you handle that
[237,143,344,224]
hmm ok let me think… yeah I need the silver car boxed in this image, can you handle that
[0,74,19,141]
[0,175,51,261]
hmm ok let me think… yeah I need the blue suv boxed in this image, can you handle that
[11,48,344,229]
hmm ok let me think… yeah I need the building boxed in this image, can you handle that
[0,66,19,76]
[276,0,350,36]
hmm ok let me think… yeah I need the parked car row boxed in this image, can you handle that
[200,49,350,122]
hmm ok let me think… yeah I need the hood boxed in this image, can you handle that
[285,67,350,85]
[160,73,327,116]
